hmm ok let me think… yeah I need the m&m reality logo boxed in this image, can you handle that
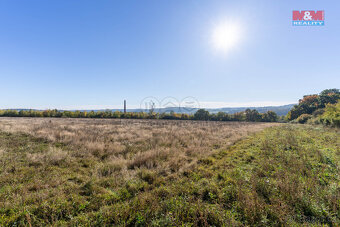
[292,10,324,26]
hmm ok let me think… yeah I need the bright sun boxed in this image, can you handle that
[211,21,242,53]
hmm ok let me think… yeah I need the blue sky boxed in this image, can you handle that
[0,0,339,110]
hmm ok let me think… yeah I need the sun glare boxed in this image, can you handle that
[211,21,242,53]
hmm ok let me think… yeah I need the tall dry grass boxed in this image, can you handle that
[1,118,338,226]
[0,118,278,179]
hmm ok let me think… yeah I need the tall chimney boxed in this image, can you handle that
[124,100,126,114]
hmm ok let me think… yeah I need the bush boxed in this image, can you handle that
[296,114,312,124]
[312,108,325,117]
[319,102,340,127]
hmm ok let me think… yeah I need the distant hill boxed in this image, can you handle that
[78,104,296,116]
[207,104,296,116]
[7,104,295,116]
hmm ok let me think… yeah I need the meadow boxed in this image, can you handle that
[0,118,338,226]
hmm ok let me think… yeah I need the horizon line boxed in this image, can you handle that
[1,101,296,111]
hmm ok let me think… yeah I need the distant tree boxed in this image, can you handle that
[194,109,210,121]
[43,110,50,117]
[245,109,261,122]
[320,88,340,96]
[287,105,302,121]
[262,111,278,122]
[19,110,30,117]
[299,95,319,113]
[180,113,190,120]
[5,110,19,117]
[318,88,340,108]
[232,112,245,121]
[216,112,227,121]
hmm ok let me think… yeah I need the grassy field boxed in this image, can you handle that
[0,118,339,226]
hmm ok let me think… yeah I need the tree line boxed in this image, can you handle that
[286,88,340,127]
[287,89,340,121]
[2,88,337,125]
[0,108,279,122]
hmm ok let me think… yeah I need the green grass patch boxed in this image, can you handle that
[0,125,339,226]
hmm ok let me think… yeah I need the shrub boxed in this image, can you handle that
[319,102,340,127]
[296,114,312,124]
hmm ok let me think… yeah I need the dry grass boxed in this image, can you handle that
[0,117,278,178]
[0,118,338,226]
[0,118,277,226]
[26,147,69,167]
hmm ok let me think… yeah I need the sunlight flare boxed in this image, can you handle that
[211,20,243,53]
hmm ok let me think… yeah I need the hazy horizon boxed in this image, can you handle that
[3,101,297,111]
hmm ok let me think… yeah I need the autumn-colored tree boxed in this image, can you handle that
[287,89,340,121]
